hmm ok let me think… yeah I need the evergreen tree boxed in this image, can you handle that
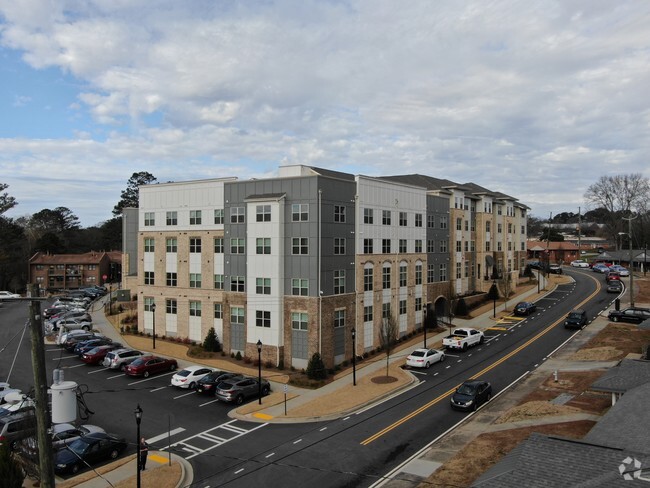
[203,327,222,352]
[306,353,327,380]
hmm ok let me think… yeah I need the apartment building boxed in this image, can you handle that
[29,251,121,292]
[128,166,527,369]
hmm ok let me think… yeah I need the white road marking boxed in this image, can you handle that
[293,439,302,445]
[147,428,186,444]
[106,373,126,379]
[52,355,78,360]
[266,453,275,458]
[199,399,220,407]
[62,364,86,369]
[87,367,111,374]
[173,391,196,399]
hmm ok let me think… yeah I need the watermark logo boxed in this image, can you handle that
[620,457,642,480]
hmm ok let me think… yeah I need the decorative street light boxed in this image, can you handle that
[423,307,427,349]
[351,328,357,386]
[151,302,156,350]
[134,404,143,488]
[257,340,262,405]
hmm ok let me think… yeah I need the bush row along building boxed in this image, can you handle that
[123,165,529,369]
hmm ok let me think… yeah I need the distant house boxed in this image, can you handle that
[527,240,580,264]
[29,251,122,292]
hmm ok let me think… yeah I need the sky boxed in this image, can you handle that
[1,1,649,228]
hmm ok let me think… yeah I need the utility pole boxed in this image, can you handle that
[577,207,582,258]
[28,284,55,488]
[622,215,637,307]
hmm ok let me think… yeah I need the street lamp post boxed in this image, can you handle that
[257,340,262,405]
[351,328,356,386]
[492,279,497,318]
[151,302,156,350]
[134,404,143,488]
[423,307,427,349]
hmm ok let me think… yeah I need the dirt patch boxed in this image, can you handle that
[425,420,595,488]
[113,463,182,488]
[372,376,398,384]
[571,322,650,360]
[495,400,582,424]
[570,346,624,361]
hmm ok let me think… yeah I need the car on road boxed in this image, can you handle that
[548,264,563,274]
[0,291,20,300]
[216,376,271,405]
[450,380,492,411]
[564,309,588,329]
[606,281,624,294]
[171,366,215,389]
[570,260,590,268]
[605,271,621,283]
[513,301,537,316]
[124,356,178,378]
[102,348,144,370]
[196,371,242,395]
[406,348,445,368]
[81,345,121,365]
[592,263,609,273]
[51,423,106,450]
[54,432,127,475]
[607,307,650,324]
[609,265,630,277]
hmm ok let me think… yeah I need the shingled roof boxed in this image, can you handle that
[590,359,650,394]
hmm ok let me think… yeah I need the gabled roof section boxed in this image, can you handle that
[379,174,464,192]
[29,251,108,265]
[245,193,287,202]
[527,240,579,251]
[305,166,356,181]
[590,359,650,394]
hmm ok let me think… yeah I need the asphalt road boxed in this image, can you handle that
[0,269,614,486]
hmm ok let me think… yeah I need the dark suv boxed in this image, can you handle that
[216,376,271,405]
[564,309,588,329]
[608,307,650,324]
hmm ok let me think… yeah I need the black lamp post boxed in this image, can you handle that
[257,340,262,405]
[151,302,156,350]
[134,404,143,488]
[492,279,497,318]
[423,307,427,349]
[351,328,357,386]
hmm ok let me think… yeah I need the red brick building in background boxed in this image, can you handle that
[527,240,580,264]
[29,251,122,293]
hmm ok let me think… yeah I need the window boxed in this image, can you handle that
[291,278,308,296]
[166,272,177,287]
[399,299,407,315]
[256,205,271,222]
[256,310,271,328]
[456,241,462,252]
[189,273,202,288]
[440,216,448,229]
[144,238,155,252]
[166,299,177,314]
[292,238,309,255]
[485,240,491,252]
[189,301,201,317]
[521,225,525,234]
[470,241,475,252]
[144,271,154,285]
[415,213,423,227]
[144,212,155,226]
[427,240,435,253]
[334,205,346,222]
[382,267,391,289]
[399,212,407,226]
[508,223,513,233]
[144,297,155,311]
[427,215,435,228]
[382,210,391,225]
[334,309,345,328]
[427,264,435,283]
[497,223,503,233]
[231,276,245,292]
[508,241,512,251]
[456,218,462,231]
[214,303,222,319]
[497,242,503,251]
[439,240,448,253]
[399,264,407,287]
[190,238,201,253]
[292,204,309,221]
[166,211,177,226]
[334,270,345,294]
[399,239,407,253]
[292,312,308,330]
[415,240,422,253]
[465,262,469,278]
[230,207,245,223]
[214,237,224,253]
[166,238,177,253]
[364,208,373,224]
[230,238,245,254]
[382,302,391,319]
[214,209,224,224]
[256,277,271,294]
[334,238,346,255]
[364,305,373,322]
[231,306,244,325]
[363,238,373,254]
[382,239,391,254]
[190,210,202,225]
[256,238,271,254]
[456,262,462,279]
[464,241,469,252]
[214,274,224,289]
[364,268,373,291]
[415,297,422,312]
[486,221,491,232]
[415,263,422,285]
[440,263,447,281]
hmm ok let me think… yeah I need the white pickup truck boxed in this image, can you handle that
[442,328,484,350]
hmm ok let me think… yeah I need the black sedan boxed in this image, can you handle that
[450,380,492,411]
[608,307,650,324]
[196,371,242,395]
[513,301,536,316]
[54,432,127,475]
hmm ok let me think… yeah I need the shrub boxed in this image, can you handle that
[306,352,327,380]
[203,327,222,352]
[244,356,252,364]
[264,360,274,369]
[235,351,242,361]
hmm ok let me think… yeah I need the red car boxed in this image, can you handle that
[81,345,119,365]
[124,356,178,378]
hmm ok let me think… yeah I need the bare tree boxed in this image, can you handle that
[378,313,399,378]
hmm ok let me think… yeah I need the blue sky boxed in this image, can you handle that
[1,1,649,227]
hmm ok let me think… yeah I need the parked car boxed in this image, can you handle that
[606,281,624,294]
[44,306,69,319]
[570,260,590,268]
[53,318,93,332]
[54,432,127,475]
[609,265,630,277]
[450,380,492,411]
[406,348,445,368]
[513,301,537,316]
[0,383,21,404]
[51,423,105,450]
[73,338,115,356]
[196,371,242,395]
[57,329,93,346]
[171,366,215,389]
[124,356,178,378]
[0,408,35,450]
[564,309,588,329]
[216,376,271,404]
[608,307,650,324]
[47,312,92,331]
[548,264,563,274]
[102,348,144,370]
[62,333,104,351]
[81,345,120,365]
[592,263,609,273]
[0,291,20,300]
